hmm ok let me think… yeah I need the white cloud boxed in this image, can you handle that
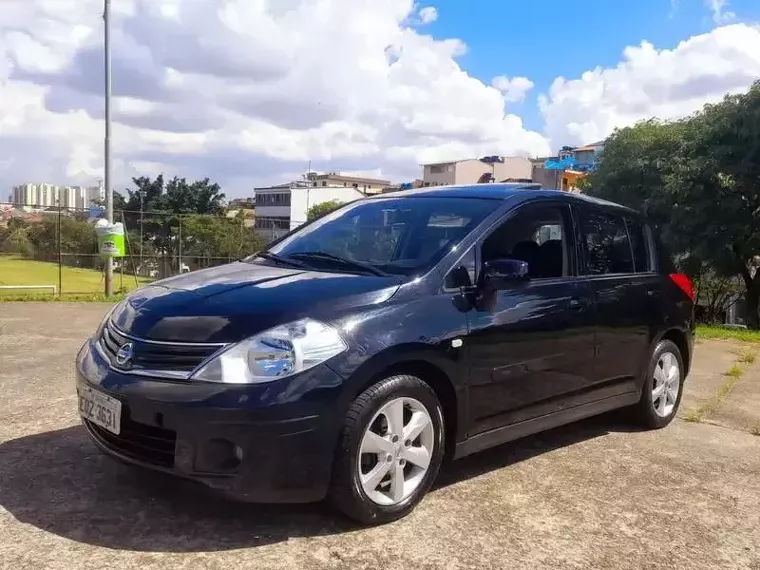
[491,76,535,103]
[669,0,679,18]
[418,6,438,24]
[706,0,735,24]
[3,1,760,198]
[0,0,548,197]
[538,23,760,148]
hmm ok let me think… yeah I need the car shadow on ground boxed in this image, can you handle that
[0,414,640,552]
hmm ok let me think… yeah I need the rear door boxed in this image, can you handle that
[575,206,659,394]
[464,201,598,435]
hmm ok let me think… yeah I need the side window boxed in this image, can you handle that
[444,248,476,289]
[481,204,571,279]
[579,210,634,274]
[625,218,651,273]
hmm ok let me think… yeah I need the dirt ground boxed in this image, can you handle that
[1,303,759,570]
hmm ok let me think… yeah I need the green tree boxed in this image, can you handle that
[693,268,744,324]
[584,80,760,328]
[19,215,98,267]
[0,227,34,257]
[110,175,228,276]
[7,174,252,281]
[307,199,344,221]
[180,213,264,268]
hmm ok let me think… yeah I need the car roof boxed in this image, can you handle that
[373,183,639,216]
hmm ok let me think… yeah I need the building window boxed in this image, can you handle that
[429,164,454,174]
[255,216,290,230]
[322,181,327,187]
[257,193,291,207]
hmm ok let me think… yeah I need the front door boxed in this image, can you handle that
[464,202,597,436]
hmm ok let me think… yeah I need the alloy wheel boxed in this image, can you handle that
[652,351,680,418]
[357,397,435,506]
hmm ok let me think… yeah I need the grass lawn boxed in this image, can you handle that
[0,256,150,300]
[696,324,760,344]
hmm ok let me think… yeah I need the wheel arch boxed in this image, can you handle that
[657,327,692,376]
[336,344,465,459]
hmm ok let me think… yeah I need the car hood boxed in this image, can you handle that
[110,261,401,343]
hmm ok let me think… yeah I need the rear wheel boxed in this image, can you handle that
[329,374,445,524]
[631,339,684,429]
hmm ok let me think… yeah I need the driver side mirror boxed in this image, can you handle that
[479,258,530,290]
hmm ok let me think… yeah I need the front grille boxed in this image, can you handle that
[100,320,223,374]
[86,408,177,468]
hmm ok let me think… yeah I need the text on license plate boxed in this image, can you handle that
[79,386,122,435]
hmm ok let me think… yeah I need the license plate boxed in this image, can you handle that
[79,386,122,435]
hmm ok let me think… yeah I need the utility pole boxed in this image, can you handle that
[139,190,145,275]
[57,199,62,296]
[103,0,114,296]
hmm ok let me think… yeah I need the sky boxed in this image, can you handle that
[1,0,760,198]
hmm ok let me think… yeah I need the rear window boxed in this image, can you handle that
[652,228,675,273]
[625,218,651,273]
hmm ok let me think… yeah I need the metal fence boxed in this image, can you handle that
[0,203,303,296]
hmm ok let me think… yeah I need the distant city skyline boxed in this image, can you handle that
[9,182,104,211]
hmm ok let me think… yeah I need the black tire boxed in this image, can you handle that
[329,374,445,525]
[631,339,685,429]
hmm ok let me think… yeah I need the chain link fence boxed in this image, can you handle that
[0,203,302,296]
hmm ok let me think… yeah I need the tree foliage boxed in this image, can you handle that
[1,227,34,257]
[693,268,744,325]
[307,199,344,221]
[107,175,264,276]
[583,80,760,327]
[4,175,265,279]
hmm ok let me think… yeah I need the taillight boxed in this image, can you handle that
[669,273,695,301]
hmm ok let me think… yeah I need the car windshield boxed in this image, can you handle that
[249,196,495,276]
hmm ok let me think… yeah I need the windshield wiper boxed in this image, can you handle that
[288,251,387,276]
[252,250,308,269]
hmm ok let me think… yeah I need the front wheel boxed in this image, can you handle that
[631,339,685,429]
[329,374,445,524]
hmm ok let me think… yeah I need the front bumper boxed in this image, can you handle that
[76,338,344,503]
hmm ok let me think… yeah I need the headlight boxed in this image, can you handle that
[190,318,348,384]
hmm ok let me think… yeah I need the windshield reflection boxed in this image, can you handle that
[250,197,495,276]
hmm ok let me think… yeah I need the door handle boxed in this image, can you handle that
[569,297,585,310]
[646,289,657,297]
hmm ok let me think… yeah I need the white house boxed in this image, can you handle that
[254,181,365,240]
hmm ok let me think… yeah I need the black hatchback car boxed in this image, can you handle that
[76,184,695,524]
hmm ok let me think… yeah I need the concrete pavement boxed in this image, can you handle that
[1,304,759,570]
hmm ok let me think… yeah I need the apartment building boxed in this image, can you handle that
[421,156,533,187]
[305,172,390,195]
[11,183,60,210]
[254,180,365,239]
[10,183,102,211]
[531,141,606,192]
